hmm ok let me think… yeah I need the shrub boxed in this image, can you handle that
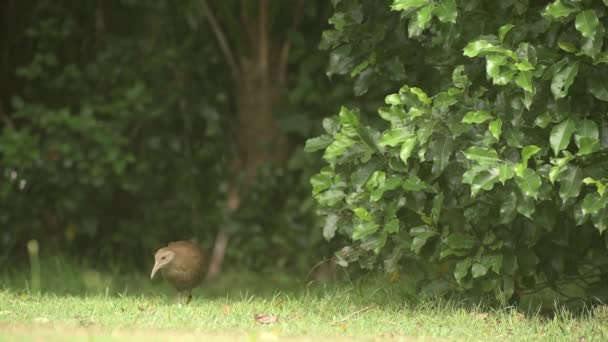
[307,0,608,306]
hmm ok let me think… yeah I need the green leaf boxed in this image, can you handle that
[400,136,417,165]
[485,54,507,80]
[489,118,502,140]
[469,168,500,196]
[472,263,489,278]
[434,0,457,23]
[550,119,576,156]
[324,133,356,160]
[498,163,515,184]
[558,166,584,202]
[430,137,453,175]
[366,171,386,191]
[384,218,400,234]
[588,76,608,102]
[558,40,578,53]
[410,87,432,104]
[339,106,360,128]
[311,170,333,195]
[379,128,413,147]
[521,145,541,165]
[575,119,599,146]
[316,189,345,206]
[498,24,514,43]
[371,175,403,201]
[462,111,493,124]
[384,93,402,105]
[515,168,542,198]
[415,4,435,30]
[551,62,579,99]
[431,192,444,224]
[353,208,373,221]
[410,225,438,254]
[575,10,599,39]
[445,233,476,250]
[543,1,578,19]
[452,65,471,88]
[534,113,554,129]
[464,146,501,165]
[584,177,607,196]
[463,40,496,57]
[485,255,503,274]
[549,153,574,183]
[323,117,340,135]
[403,175,430,191]
[433,92,458,108]
[391,0,428,11]
[454,258,472,283]
[500,191,518,224]
[515,61,534,71]
[582,192,608,215]
[515,71,534,93]
[576,136,600,156]
[304,135,333,152]
[352,221,380,240]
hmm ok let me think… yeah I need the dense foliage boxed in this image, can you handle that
[308,0,608,306]
[0,0,340,272]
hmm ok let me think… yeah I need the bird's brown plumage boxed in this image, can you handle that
[151,240,205,305]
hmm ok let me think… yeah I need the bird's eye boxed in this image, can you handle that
[161,256,166,260]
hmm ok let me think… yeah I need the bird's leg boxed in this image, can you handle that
[177,291,183,307]
[185,291,192,305]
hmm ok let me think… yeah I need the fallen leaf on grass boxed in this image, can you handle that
[254,313,279,324]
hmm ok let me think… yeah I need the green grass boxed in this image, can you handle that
[2,257,608,341]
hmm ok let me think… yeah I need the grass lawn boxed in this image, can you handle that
[1,258,608,341]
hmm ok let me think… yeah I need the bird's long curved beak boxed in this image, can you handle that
[151,263,160,279]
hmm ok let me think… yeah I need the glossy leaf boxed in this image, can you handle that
[304,135,333,152]
[379,128,413,147]
[521,145,541,165]
[557,166,584,202]
[352,221,380,240]
[430,137,453,175]
[434,0,457,23]
[400,136,417,165]
[575,10,599,39]
[543,1,578,19]
[489,118,502,140]
[551,62,579,99]
[462,111,493,124]
[391,0,429,11]
[464,146,501,165]
[549,119,576,156]
[515,168,542,198]
[498,24,514,43]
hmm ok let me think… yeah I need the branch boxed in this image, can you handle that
[200,0,240,83]
[277,0,305,85]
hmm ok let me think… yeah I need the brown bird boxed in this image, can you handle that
[151,240,205,306]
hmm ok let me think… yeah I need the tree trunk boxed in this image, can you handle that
[205,0,288,279]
